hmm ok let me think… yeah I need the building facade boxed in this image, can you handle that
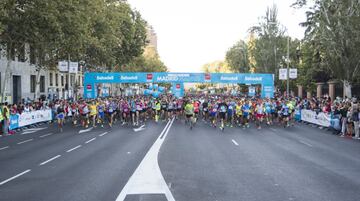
[0,44,83,104]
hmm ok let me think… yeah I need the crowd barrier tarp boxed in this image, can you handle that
[9,109,53,130]
[300,109,341,130]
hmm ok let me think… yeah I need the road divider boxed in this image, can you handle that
[116,118,175,201]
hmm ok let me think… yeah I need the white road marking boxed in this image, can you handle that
[39,155,61,166]
[99,132,108,137]
[66,145,82,153]
[231,139,239,146]
[0,169,31,186]
[299,140,313,147]
[21,127,47,135]
[127,152,131,154]
[269,128,277,132]
[116,118,175,201]
[79,127,93,134]
[0,146,9,151]
[85,137,96,144]
[39,133,53,138]
[133,127,146,132]
[17,139,33,145]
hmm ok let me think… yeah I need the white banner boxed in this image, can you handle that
[301,109,331,127]
[279,68,287,80]
[69,62,78,73]
[58,61,68,72]
[18,109,52,127]
[289,68,298,79]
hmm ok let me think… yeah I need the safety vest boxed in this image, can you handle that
[0,108,4,121]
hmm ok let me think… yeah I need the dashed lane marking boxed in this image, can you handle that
[0,146,9,151]
[99,132,108,137]
[299,140,313,147]
[66,145,82,153]
[0,169,31,186]
[85,137,96,144]
[21,127,47,135]
[39,133,53,138]
[39,155,61,166]
[231,139,239,146]
[17,139,33,145]
[79,127,93,134]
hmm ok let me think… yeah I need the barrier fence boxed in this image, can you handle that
[9,109,53,130]
[296,109,341,130]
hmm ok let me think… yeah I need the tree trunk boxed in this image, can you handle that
[343,80,352,98]
[1,58,12,103]
[33,67,42,101]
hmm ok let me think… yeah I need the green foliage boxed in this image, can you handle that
[0,0,148,71]
[225,40,249,73]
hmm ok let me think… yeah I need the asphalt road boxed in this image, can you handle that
[0,119,359,201]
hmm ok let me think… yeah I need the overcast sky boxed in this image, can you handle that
[127,0,308,72]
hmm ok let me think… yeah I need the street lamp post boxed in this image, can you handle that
[286,36,290,97]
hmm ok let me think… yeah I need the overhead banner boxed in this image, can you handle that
[84,72,274,99]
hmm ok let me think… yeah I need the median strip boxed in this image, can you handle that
[0,169,31,186]
[39,155,61,166]
[17,139,33,145]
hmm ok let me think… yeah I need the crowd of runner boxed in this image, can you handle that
[52,95,299,132]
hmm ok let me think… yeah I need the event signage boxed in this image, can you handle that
[248,86,256,97]
[69,62,78,73]
[300,109,331,127]
[279,69,287,80]
[289,68,298,79]
[84,72,274,98]
[58,61,68,72]
[9,109,53,130]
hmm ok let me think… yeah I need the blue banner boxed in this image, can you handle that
[84,72,274,98]
[172,83,185,98]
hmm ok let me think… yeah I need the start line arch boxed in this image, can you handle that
[83,72,274,98]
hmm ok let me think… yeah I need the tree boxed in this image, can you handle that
[293,0,360,97]
[225,40,249,73]
[201,60,232,73]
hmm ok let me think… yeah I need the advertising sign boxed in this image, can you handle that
[248,86,256,97]
[69,62,78,73]
[58,61,68,72]
[289,68,298,79]
[279,69,287,80]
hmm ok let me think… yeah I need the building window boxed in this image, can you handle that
[30,45,36,64]
[30,75,36,93]
[18,44,26,62]
[78,75,81,86]
[49,73,53,86]
[61,75,64,86]
[40,76,45,93]
[55,73,58,86]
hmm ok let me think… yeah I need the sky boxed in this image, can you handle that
[127,0,308,72]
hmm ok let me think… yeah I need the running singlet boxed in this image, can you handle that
[89,104,97,116]
[282,104,289,116]
[242,104,250,117]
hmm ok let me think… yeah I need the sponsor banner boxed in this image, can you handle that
[300,109,331,127]
[172,83,184,98]
[248,86,256,97]
[9,109,53,130]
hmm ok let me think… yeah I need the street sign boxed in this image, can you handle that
[58,61,68,72]
[279,69,287,80]
[69,62,78,73]
[289,68,298,79]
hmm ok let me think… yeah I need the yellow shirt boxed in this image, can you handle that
[89,104,97,116]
